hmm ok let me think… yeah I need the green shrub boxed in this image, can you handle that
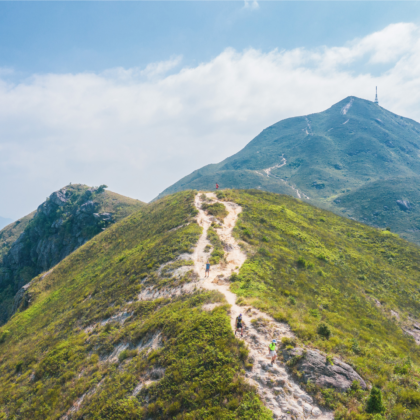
[201,202,228,221]
[297,257,307,268]
[317,323,331,339]
[366,387,385,414]
[281,337,297,348]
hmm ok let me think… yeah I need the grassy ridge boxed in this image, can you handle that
[0,191,269,419]
[215,189,420,419]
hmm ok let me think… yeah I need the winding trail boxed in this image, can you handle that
[193,193,332,420]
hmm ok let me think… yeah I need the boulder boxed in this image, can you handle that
[50,189,68,207]
[282,348,366,392]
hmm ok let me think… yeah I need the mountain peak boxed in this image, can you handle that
[157,97,420,244]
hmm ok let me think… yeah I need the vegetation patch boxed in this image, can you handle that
[218,189,420,419]
[201,202,228,222]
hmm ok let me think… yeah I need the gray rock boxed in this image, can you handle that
[397,200,410,211]
[391,310,400,319]
[312,407,322,417]
[12,283,32,313]
[282,348,366,392]
[50,189,68,207]
[79,200,99,214]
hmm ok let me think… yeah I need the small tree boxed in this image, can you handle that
[97,184,108,194]
[366,387,385,414]
[317,323,331,339]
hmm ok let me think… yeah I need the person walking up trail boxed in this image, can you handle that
[205,261,210,277]
[235,314,245,337]
[269,339,277,365]
[216,183,219,190]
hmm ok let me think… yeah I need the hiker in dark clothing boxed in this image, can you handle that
[205,261,210,277]
[235,314,245,337]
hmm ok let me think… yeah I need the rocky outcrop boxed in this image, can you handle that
[282,347,367,392]
[12,283,32,314]
[396,200,410,211]
[0,184,143,325]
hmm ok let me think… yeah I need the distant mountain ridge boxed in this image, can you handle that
[0,184,144,324]
[158,96,420,244]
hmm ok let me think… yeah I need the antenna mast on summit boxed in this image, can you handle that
[374,86,379,104]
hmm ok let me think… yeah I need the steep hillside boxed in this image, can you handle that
[1,189,420,419]
[158,97,420,244]
[0,184,144,325]
[0,191,269,420]
[218,189,420,419]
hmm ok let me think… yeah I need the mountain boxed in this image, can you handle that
[0,189,420,419]
[0,184,144,325]
[0,217,13,230]
[158,96,420,244]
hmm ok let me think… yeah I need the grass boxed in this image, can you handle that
[3,188,420,419]
[201,202,229,222]
[216,189,420,420]
[0,191,269,420]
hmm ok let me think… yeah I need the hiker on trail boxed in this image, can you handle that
[269,339,277,365]
[235,314,245,337]
[205,261,210,277]
[216,183,219,190]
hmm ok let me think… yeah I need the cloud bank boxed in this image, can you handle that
[2,22,420,218]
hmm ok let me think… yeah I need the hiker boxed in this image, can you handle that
[205,261,210,277]
[216,183,219,190]
[269,339,277,365]
[235,314,245,337]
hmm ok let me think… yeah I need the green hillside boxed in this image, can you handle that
[0,184,144,325]
[217,189,420,419]
[1,189,420,419]
[158,97,420,244]
[0,191,268,420]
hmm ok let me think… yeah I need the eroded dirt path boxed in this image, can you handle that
[194,193,332,420]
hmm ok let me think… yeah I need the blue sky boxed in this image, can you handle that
[2,2,420,76]
[1,2,420,220]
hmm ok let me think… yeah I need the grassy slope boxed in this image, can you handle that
[158,97,420,244]
[216,189,420,419]
[0,191,269,420]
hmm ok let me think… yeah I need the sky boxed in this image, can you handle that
[1,1,420,220]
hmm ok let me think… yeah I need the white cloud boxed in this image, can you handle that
[2,22,420,218]
[243,0,259,10]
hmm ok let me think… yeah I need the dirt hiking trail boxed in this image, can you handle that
[194,193,332,420]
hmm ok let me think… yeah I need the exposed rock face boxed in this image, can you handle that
[282,347,367,392]
[0,184,141,325]
[397,200,410,211]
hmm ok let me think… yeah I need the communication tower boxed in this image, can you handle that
[374,86,379,104]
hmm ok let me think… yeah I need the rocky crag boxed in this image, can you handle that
[0,184,144,324]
